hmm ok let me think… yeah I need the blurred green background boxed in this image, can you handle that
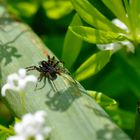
[0,0,139,138]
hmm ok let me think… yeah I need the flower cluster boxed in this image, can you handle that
[1,69,51,140]
[8,111,51,140]
[1,68,37,96]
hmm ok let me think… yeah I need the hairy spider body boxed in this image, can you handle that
[26,55,70,89]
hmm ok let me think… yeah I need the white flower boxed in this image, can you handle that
[97,19,135,53]
[112,18,128,31]
[1,68,37,96]
[7,111,51,140]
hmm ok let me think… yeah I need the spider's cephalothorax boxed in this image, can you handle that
[26,55,70,89]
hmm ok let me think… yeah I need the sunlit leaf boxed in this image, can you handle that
[43,1,73,19]
[71,0,124,32]
[87,90,117,107]
[62,14,83,69]
[69,26,127,44]
[102,0,129,27]
[74,50,112,81]
[0,132,7,140]
[129,0,140,35]
[0,125,14,134]
[0,124,14,139]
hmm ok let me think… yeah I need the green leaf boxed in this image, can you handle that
[0,125,14,135]
[87,90,117,107]
[106,108,135,130]
[86,90,135,130]
[74,50,112,81]
[0,132,7,140]
[0,7,131,140]
[43,0,73,19]
[102,0,129,27]
[62,14,83,69]
[129,0,140,34]
[69,26,127,44]
[0,125,14,139]
[71,0,124,32]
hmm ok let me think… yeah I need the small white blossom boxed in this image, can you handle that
[97,42,122,52]
[8,111,51,140]
[112,18,128,31]
[1,68,37,96]
[97,19,135,53]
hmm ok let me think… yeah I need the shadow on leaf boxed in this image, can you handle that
[0,30,29,66]
[96,124,129,140]
[45,84,82,111]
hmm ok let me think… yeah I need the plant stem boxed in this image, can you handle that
[20,91,26,114]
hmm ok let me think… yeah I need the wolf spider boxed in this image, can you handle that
[26,55,71,90]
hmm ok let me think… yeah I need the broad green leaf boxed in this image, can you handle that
[69,26,127,44]
[0,6,131,140]
[74,50,112,81]
[62,14,83,69]
[71,0,124,33]
[102,0,129,27]
[43,0,73,19]
[87,90,117,107]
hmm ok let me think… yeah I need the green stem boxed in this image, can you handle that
[20,91,26,114]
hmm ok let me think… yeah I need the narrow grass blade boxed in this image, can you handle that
[62,14,83,69]
[102,0,129,27]
[74,51,112,81]
[71,0,124,33]
[69,26,128,44]
[87,90,117,108]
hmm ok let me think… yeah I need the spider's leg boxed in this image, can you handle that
[48,78,57,92]
[46,72,57,92]
[35,73,44,90]
[26,66,41,72]
[61,72,77,85]
[56,67,70,76]
[53,61,60,67]
[47,55,51,64]
[37,77,47,90]
[50,56,55,65]
[38,73,44,81]
[56,69,61,75]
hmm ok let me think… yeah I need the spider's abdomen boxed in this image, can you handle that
[41,65,57,80]
[49,72,57,80]
[48,66,57,80]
